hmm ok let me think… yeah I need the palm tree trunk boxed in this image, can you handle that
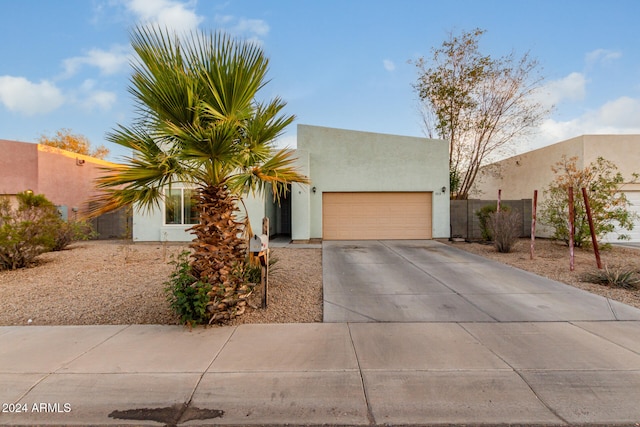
[189,184,250,323]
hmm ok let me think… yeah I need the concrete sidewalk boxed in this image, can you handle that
[2,321,640,426]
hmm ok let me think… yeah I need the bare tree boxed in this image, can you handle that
[412,28,551,199]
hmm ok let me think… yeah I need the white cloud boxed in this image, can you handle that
[536,72,587,107]
[274,133,297,149]
[214,14,270,40]
[77,80,117,111]
[586,48,622,65]
[593,96,640,128]
[125,0,204,32]
[62,45,131,78]
[383,59,395,72]
[83,90,117,111]
[0,76,64,115]
[234,18,269,37]
[529,95,640,151]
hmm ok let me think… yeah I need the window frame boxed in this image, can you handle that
[163,187,199,226]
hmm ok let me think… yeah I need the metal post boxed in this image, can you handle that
[261,217,270,309]
[530,190,537,260]
[497,189,502,212]
[568,187,575,271]
[582,187,602,269]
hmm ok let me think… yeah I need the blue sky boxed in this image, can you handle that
[1,0,639,161]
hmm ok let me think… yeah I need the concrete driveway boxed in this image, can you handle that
[323,240,640,322]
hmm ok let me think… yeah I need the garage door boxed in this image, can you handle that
[322,192,432,240]
[603,191,640,243]
[624,191,640,242]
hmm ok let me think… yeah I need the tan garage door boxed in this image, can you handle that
[322,192,432,240]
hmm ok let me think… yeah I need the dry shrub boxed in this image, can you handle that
[489,210,521,253]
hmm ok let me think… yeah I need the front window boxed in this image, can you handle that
[165,188,199,225]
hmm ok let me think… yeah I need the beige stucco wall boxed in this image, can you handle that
[582,135,640,185]
[296,124,449,240]
[472,136,586,201]
[472,134,640,239]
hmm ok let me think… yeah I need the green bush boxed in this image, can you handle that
[540,156,638,247]
[0,192,97,270]
[51,220,96,251]
[0,192,60,270]
[165,251,212,326]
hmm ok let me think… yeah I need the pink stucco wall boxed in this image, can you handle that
[0,140,39,194]
[1,140,116,216]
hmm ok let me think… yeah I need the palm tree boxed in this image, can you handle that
[92,26,308,323]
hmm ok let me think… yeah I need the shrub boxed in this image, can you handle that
[244,253,278,284]
[540,156,638,247]
[476,204,511,241]
[0,192,60,270]
[582,266,640,289]
[488,209,521,253]
[164,251,212,327]
[51,220,97,251]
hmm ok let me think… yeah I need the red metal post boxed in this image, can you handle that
[568,187,575,271]
[530,190,537,260]
[582,187,602,269]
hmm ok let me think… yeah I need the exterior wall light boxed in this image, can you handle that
[441,186,446,193]
[312,187,317,193]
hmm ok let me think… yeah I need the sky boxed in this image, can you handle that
[1,0,639,162]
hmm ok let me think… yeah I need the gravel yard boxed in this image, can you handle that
[0,241,322,326]
[1,238,638,326]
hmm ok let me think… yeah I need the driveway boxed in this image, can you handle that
[323,240,640,322]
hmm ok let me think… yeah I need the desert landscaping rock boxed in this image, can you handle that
[0,241,322,326]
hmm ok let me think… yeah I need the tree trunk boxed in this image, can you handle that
[189,184,250,323]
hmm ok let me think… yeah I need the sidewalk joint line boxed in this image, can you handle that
[177,325,239,424]
[570,321,640,356]
[459,323,570,426]
[347,323,376,425]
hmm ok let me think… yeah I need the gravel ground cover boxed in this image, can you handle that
[1,238,638,326]
[0,241,322,326]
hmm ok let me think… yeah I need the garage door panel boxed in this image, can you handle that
[603,191,640,242]
[323,192,432,240]
[625,191,640,242]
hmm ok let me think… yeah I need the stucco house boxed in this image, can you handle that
[0,139,112,217]
[472,134,640,242]
[133,124,450,242]
[0,139,130,239]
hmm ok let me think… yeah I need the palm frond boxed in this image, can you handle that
[228,148,309,201]
[192,32,269,123]
[94,25,306,216]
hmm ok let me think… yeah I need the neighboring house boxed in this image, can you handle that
[472,134,640,242]
[0,139,129,238]
[133,124,450,242]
